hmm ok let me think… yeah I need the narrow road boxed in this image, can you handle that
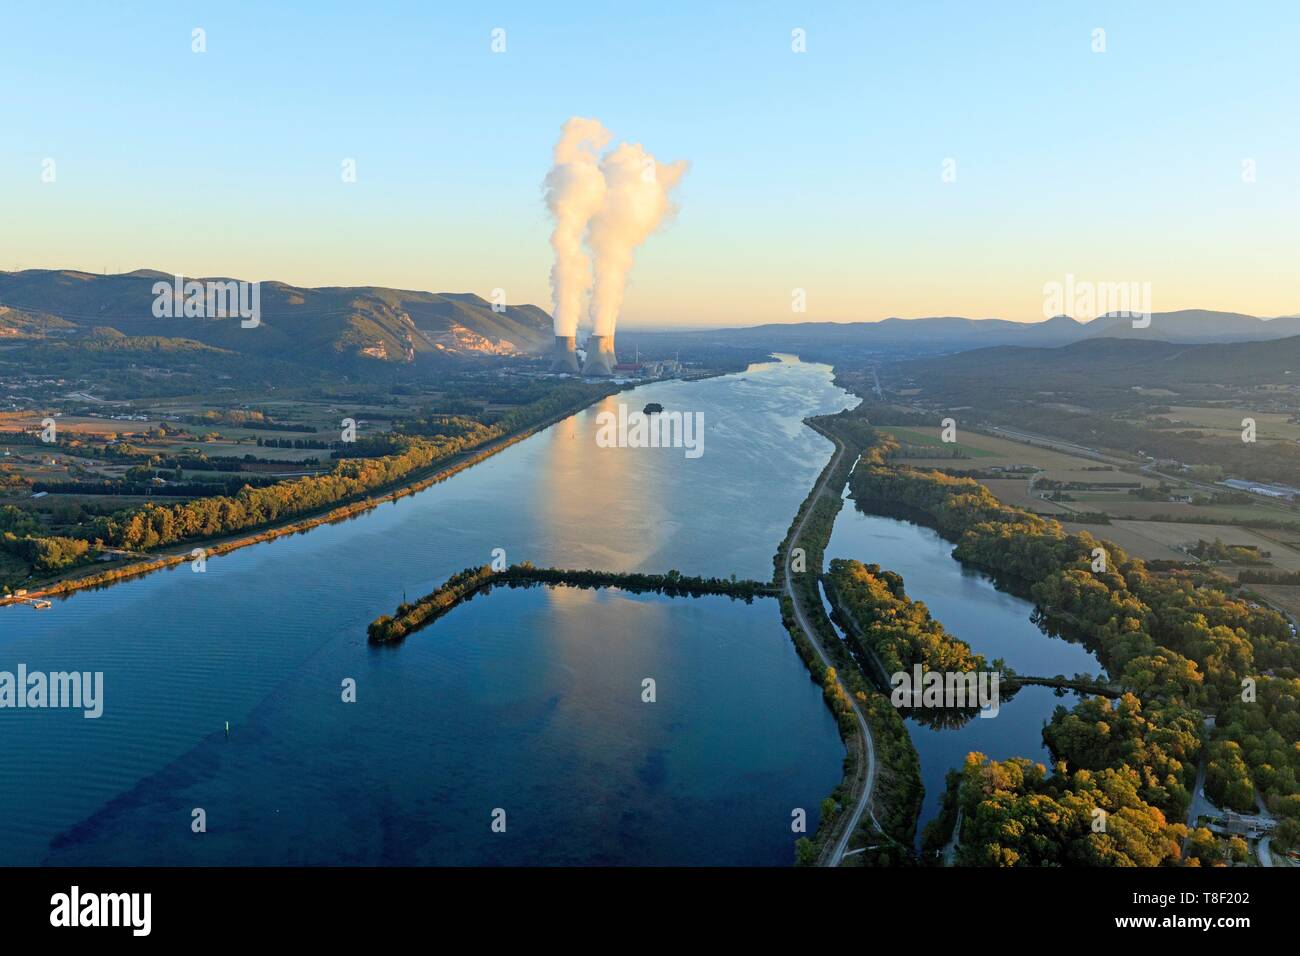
[1259,836,1274,868]
[782,432,878,866]
[942,808,963,865]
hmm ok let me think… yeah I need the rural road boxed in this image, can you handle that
[782,431,878,866]
[942,808,963,865]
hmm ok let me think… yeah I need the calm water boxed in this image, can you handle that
[1,356,851,865]
[825,503,1104,838]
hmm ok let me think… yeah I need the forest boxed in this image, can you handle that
[848,456,1300,863]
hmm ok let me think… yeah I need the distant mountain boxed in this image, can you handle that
[1072,310,1300,344]
[0,269,553,366]
[8,269,1293,371]
[904,334,1300,389]
[623,310,1300,357]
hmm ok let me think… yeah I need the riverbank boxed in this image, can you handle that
[1,355,856,868]
[0,384,622,607]
[845,457,1300,865]
[773,413,921,866]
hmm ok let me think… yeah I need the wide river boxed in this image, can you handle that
[1,356,850,865]
[2,355,1106,863]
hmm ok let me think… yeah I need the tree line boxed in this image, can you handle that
[849,458,1300,863]
[9,381,617,574]
[368,562,773,644]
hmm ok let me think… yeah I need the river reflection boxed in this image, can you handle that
[1,357,852,865]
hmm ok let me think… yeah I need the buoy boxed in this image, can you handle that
[225,720,230,737]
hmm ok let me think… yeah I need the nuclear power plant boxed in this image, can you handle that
[550,335,580,373]
[548,333,617,376]
[582,334,616,376]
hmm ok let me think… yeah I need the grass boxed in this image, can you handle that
[1248,585,1300,621]
[878,426,996,458]
[1154,405,1300,442]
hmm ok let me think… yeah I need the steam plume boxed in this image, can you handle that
[543,118,611,337]
[587,143,688,336]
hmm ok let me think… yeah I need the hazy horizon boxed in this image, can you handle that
[5,1,1299,327]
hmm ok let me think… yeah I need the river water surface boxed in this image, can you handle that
[825,501,1105,838]
[3,356,1109,862]
[2,357,850,865]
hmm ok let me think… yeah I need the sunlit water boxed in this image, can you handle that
[1,356,851,865]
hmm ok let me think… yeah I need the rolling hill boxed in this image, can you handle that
[622,310,1300,360]
[0,269,553,367]
[904,334,1300,390]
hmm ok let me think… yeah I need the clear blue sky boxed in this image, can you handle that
[3,1,1297,326]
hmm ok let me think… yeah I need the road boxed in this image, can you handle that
[781,431,878,866]
[1259,836,1274,867]
[942,808,963,865]
[979,424,1131,466]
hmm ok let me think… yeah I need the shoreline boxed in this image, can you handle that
[0,384,624,607]
[1,359,777,608]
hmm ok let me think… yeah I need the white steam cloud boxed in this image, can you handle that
[543,118,610,338]
[543,118,687,338]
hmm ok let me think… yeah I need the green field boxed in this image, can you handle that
[879,426,996,458]
[1156,405,1300,442]
[1066,489,1300,525]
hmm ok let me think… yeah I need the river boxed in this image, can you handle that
[1,356,850,865]
[824,499,1106,839]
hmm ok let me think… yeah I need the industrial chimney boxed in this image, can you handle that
[550,335,580,373]
[582,335,616,376]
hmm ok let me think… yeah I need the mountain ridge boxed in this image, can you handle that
[903,333,1300,388]
[624,309,1300,353]
[0,269,554,365]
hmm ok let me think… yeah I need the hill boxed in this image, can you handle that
[0,269,553,368]
[906,334,1300,389]
[621,310,1300,361]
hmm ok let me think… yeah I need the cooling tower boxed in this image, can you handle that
[550,335,580,373]
[582,335,616,376]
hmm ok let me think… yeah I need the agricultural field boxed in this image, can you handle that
[885,426,1136,475]
[0,391,421,499]
[879,422,1300,537]
[1247,584,1300,622]
[1084,519,1300,571]
[882,425,1160,484]
[1062,490,1300,524]
[0,411,164,437]
[875,425,996,459]
[1153,405,1300,442]
[979,478,1073,514]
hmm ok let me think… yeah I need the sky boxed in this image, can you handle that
[2,1,1298,329]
